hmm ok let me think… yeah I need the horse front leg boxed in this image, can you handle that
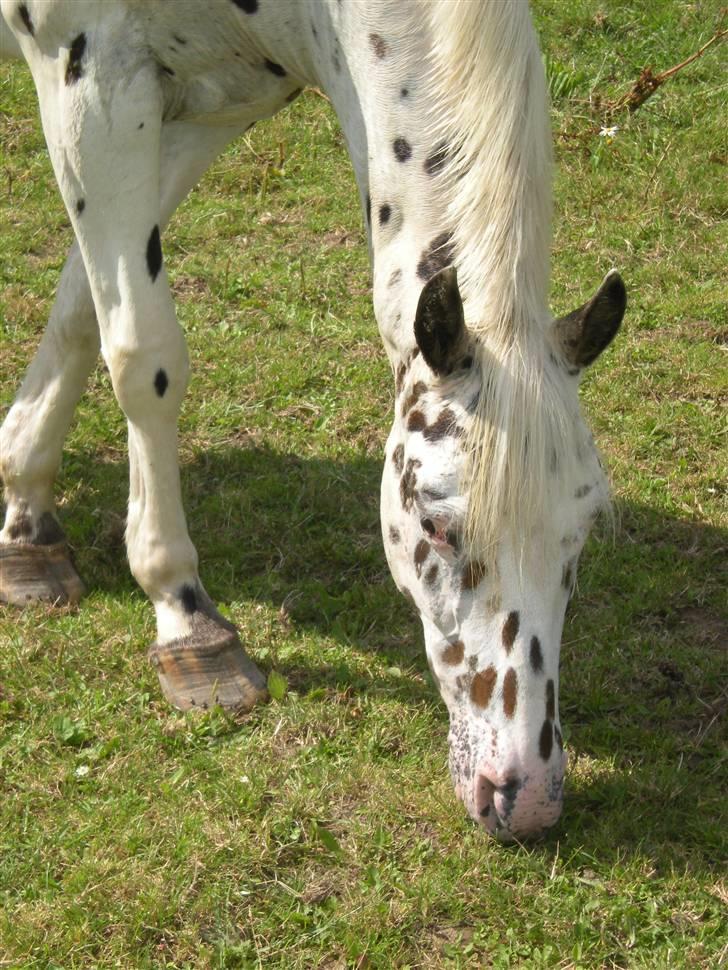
[0,238,97,605]
[1,120,243,609]
[11,23,266,712]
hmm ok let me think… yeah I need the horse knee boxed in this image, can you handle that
[105,335,190,421]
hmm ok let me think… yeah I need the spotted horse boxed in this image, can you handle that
[0,1,626,839]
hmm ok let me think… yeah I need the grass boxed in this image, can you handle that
[1,1,726,967]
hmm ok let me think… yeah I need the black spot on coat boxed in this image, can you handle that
[75,199,85,215]
[154,369,168,397]
[7,513,33,541]
[546,679,555,720]
[18,3,34,35]
[417,232,455,282]
[264,58,286,77]
[393,137,412,162]
[180,584,198,614]
[65,33,87,86]
[424,142,448,176]
[146,225,163,282]
[35,511,65,545]
[379,204,391,226]
[232,0,258,12]
[530,635,543,673]
[539,720,554,761]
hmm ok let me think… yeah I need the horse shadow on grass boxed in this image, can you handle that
[58,442,726,867]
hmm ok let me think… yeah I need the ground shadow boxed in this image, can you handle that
[17,442,728,865]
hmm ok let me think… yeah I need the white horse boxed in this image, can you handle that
[0,0,625,840]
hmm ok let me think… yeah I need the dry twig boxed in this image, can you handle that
[608,21,727,115]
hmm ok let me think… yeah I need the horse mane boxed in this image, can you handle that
[424,0,593,565]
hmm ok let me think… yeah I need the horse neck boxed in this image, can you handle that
[310,1,552,371]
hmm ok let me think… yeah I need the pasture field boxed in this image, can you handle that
[0,2,726,967]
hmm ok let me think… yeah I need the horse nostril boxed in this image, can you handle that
[475,775,496,823]
[420,517,436,536]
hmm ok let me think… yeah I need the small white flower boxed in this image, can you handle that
[240,774,250,784]
[599,125,620,138]
[75,764,90,777]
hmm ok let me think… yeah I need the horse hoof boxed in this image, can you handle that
[148,620,268,713]
[0,541,85,606]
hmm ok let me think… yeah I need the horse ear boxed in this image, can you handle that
[554,270,626,369]
[414,267,466,376]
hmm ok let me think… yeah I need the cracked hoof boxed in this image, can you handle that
[148,618,268,713]
[0,541,85,606]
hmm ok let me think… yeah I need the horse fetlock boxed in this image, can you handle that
[127,537,198,604]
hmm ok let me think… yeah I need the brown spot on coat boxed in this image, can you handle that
[423,407,461,442]
[389,525,401,544]
[424,562,439,586]
[395,362,407,394]
[471,665,497,707]
[502,611,519,652]
[400,586,415,607]
[414,538,430,577]
[503,667,517,718]
[562,558,576,592]
[392,443,404,475]
[369,33,387,58]
[462,560,487,591]
[400,457,421,511]
[407,410,427,432]
[401,381,427,418]
[442,640,465,666]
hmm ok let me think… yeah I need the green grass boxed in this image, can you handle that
[1,2,726,967]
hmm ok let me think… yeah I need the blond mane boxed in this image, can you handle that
[425,0,590,564]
